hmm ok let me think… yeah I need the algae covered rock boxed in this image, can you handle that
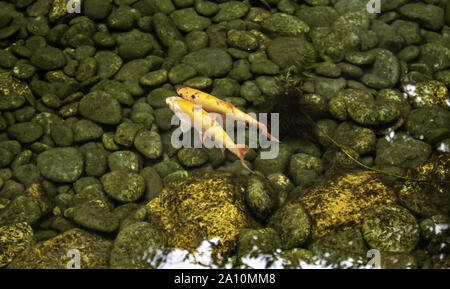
[267,202,310,249]
[396,154,450,217]
[245,174,278,220]
[110,221,167,268]
[0,72,33,110]
[146,171,250,259]
[7,228,112,269]
[101,170,146,203]
[79,91,122,125]
[406,105,450,145]
[0,222,34,268]
[182,47,233,77]
[37,147,84,183]
[299,171,397,238]
[237,227,282,266]
[308,229,368,269]
[67,200,119,233]
[362,205,420,253]
[0,195,41,226]
[375,132,431,169]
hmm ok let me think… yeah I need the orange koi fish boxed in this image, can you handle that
[166,96,254,173]
[177,87,280,143]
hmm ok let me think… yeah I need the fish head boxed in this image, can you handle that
[166,96,183,113]
[177,87,200,103]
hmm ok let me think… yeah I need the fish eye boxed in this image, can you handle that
[192,95,196,99]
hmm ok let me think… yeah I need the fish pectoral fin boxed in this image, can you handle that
[234,145,254,174]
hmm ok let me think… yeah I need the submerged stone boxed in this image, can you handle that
[298,171,397,238]
[7,228,112,269]
[146,171,251,259]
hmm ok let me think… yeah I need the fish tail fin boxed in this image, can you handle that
[235,145,254,174]
[258,125,280,143]
[265,130,280,143]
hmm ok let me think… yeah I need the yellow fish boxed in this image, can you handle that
[177,87,280,143]
[166,96,253,173]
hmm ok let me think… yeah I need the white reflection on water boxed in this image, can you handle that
[141,238,379,269]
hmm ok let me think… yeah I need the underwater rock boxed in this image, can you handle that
[67,200,119,233]
[212,1,249,22]
[107,5,137,31]
[299,171,397,238]
[396,154,450,217]
[115,29,154,60]
[245,174,278,220]
[141,69,168,86]
[37,147,84,183]
[51,123,74,146]
[378,251,418,269]
[153,159,183,178]
[375,132,431,169]
[94,51,123,79]
[183,47,233,77]
[266,173,293,207]
[101,170,145,203]
[114,122,144,147]
[30,46,67,71]
[72,119,103,143]
[211,77,240,99]
[399,3,444,31]
[267,202,310,250]
[69,184,111,209]
[153,12,183,48]
[0,72,33,110]
[110,221,167,269]
[308,228,368,269]
[170,8,211,32]
[0,147,13,168]
[195,1,219,16]
[419,214,450,241]
[134,130,162,160]
[163,170,189,187]
[227,30,259,52]
[262,13,309,37]
[140,167,163,202]
[146,171,250,259]
[406,105,450,145]
[419,43,450,72]
[177,148,209,168]
[288,153,324,186]
[295,5,338,29]
[7,228,112,269]
[237,227,282,265]
[253,144,293,176]
[362,205,420,253]
[154,107,174,131]
[267,37,316,70]
[83,0,112,21]
[0,222,34,268]
[80,142,108,177]
[332,121,376,155]
[79,91,122,125]
[405,80,449,110]
[361,49,400,89]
